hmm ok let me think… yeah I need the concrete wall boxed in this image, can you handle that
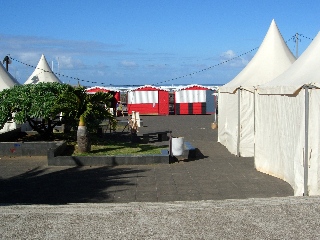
[0,141,65,157]
[48,151,169,166]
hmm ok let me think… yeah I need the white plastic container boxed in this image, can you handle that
[172,137,184,156]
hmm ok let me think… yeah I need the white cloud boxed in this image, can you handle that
[0,34,140,67]
[0,34,124,54]
[56,55,87,69]
[147,63,169,69]
[222,50,237,58]
[16,52,41,63]
[120,60,138,67]
[56,56,73,69]
[0,33,241,86]
[96,70,105,77]
[220,49,251,68]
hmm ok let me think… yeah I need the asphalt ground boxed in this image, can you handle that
[0,115,293,204]
[3,115,318,239]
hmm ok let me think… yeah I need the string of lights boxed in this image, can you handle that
[300,34,314,41]
[7,34,313,87]
[286,34,300,43]
[8,56,99,85]
[154,47,259,85]
[286,34,314,43]
[9,47,258,87]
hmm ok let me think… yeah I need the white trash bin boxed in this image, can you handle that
[171,137,184,156]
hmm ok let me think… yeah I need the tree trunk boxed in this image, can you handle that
[77,116,91,153]
[77,126,91,153]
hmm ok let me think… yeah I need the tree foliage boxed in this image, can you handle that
[56,85,116,131]
[0,82,116,139]
[56,85,116,152]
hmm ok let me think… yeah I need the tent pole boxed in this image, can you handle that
[214,91,218,123]
[304,86,309,196]
[295,33,299,58]
[253,89,256,159]
[237,88,241,157]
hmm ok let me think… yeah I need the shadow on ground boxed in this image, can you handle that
[170,148,207,163]
[0,166,146,205]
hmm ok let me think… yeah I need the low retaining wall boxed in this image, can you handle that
[0,141,66,157]
[0,133,195,166]
[48,149,169,166]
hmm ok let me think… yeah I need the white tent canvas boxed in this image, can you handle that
[0,62,20,91]
[0,62,21,133]
[218,19,296,157]
[24,54,61,84]
[255,31,320,196]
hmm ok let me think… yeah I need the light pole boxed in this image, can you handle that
[3,55,11,71]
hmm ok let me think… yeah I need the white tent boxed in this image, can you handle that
[0,62,21,133]
[0,62,20,91]
[255,31,320,196]
[24,54,61,84]
[218,19,296,157]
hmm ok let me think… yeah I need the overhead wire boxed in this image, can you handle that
[7,34,313,87]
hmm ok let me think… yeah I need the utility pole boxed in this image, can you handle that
[58,57,60,75]
[295,33,299,58]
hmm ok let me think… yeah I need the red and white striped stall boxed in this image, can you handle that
[127,85,169,115]
[174,84,217,115]
[86,86,120,109]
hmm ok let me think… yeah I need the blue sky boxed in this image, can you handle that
[0,0,319,86]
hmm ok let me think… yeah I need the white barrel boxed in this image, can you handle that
[172,137,184,156]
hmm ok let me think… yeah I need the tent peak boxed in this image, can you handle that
[270,19,278,29]
[220,19,295,93]
[24,54,61,84]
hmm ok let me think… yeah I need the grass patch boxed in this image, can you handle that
[71,140,167,156]
[62,132,167,156]
[8,130,168,156]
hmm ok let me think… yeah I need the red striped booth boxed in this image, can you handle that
[174,84,216,115]
[127,85,169,115]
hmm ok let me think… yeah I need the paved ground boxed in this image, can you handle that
[4,115,320,239]
[0,115,293,204]
[2,197,320,239]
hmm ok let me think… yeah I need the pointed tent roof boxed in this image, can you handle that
[0,62,20,91]
[257,31,320,94]
[24,54,61,84]
[220,19,296,93]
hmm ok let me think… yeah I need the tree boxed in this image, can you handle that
[0,83,116,151]
[0,82,74,139]
[56,85,115,153]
